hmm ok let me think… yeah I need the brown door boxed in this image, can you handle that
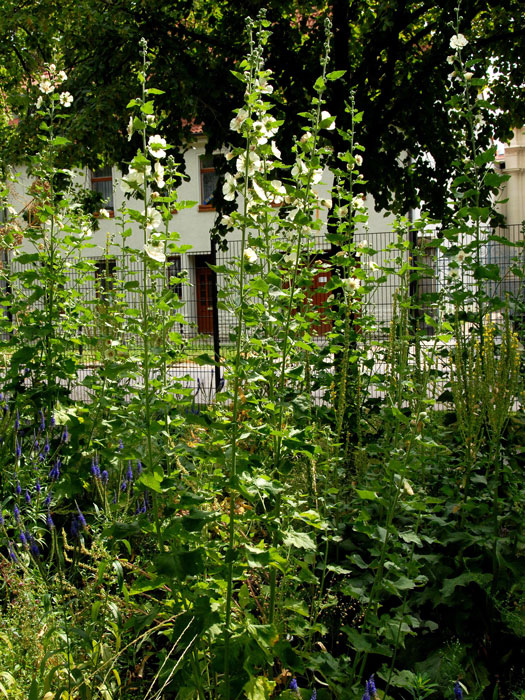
[195,261,214,335]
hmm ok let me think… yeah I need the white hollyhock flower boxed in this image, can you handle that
[252,120,269,145]
[230,108,249,133]
[147,135,167,159]
[59,91,73,107]
[464,71,473,81]
[120,166,150,193]
[39,79,54,94]
[221,214,234,227]
[144,207,162,230]
[446,55,455,65]
[252,180,268,201]
[256,75,273,95]
[292,159,308,178]
[311,169,323,184]
[355,154,363,167]
[320,110,336,130]
[271,180,286,204]
[342,277,361,294]
[35,96,43,109]
[145,243,166,262]
[223,173,237,201]
[127,116,134,141]
[98,208,110,219]
[244,247,257,264]
[236,151,261,177]
[57,70,67,83]
[154,161,165,188]
[450,33,468,50]
[270,141,281,160]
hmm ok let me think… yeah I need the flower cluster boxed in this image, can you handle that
[36,64,73,110]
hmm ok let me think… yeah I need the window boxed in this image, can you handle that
[91,167,114,215]
[199,155,219,211]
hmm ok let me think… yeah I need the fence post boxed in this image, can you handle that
[210,237,222,392]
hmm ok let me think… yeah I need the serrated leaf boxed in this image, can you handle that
[441,572,492,598]
[283,530,316,551]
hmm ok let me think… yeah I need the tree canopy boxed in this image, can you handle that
[1,0,523,219]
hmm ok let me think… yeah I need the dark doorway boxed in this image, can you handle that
[195,255,214,335]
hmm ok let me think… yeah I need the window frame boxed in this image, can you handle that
[199,155,219,212]
[91,167,115,217]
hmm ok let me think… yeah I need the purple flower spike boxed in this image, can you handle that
[49,459,60,481]
[290,679,298,692]
[101,470,109,484]
[50,414,55,427]
[137,459,143,475]
[15,480,21,495]
[39,409,45,432]
[44,438,50,455]
[15,410,20,431]
[35,479,41,494]
[62,426,68,442]
[140,497,147,514]
[9,544,18,562]
[454,682,463,700]
[44,492,52,507]
[368,675,377,697]
[19,531,27,546]
[118,438,124,451]
[47,511,54,529]
[0,512,4,526]
[13,504,20,522]
[77,508,87,530]
[126,461,133,482]
[91,457,101,479]
[311,691,317,700]
[29,538,39,557]
[25,489,31,504]
[120,479,127,492]
[15,440,21,458]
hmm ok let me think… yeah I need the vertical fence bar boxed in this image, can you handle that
[210,237,222,391]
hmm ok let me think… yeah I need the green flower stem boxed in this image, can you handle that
[224,21,257,698]
[269,34,332,624]
[139,47,162,552]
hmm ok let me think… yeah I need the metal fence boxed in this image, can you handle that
[3,224,523,381]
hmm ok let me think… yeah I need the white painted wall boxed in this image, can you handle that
[7,136,398,260]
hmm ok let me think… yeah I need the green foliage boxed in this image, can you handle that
[0,11,522,700]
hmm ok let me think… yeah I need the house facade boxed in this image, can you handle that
[4,131,523,345]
